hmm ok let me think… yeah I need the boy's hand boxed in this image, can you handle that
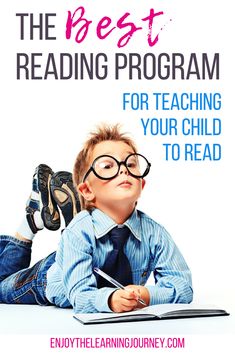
[126,285,150,308]
[108,286,150,312]
[108,288,139,313]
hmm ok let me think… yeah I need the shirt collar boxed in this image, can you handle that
[91,208,142,241]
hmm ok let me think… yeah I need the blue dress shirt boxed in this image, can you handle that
[46,208,193,313]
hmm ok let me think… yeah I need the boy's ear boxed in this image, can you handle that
[141,178,146,189]
[77,182,95,201]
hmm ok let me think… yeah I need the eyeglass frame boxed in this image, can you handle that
[82,153,151,182]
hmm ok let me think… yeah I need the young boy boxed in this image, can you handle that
[0,124,193,313]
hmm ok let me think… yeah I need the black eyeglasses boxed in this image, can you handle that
[83,153,151,182]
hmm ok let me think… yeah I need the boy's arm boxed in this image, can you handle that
[56,228,116,313]
[145,225,193,305]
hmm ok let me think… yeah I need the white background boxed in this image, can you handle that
[0,1,234,352]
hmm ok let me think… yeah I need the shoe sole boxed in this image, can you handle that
[36,164,61,231]
[50,171,80,226]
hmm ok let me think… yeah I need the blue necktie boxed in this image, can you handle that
[97,226,133,288]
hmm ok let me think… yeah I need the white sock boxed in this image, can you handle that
[18,169,46,240]
[34,211,44,229]
[17,211,44,241]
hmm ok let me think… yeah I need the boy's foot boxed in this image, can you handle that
[50,171,80,226]
[26,164,61,232]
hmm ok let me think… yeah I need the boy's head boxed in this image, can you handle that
[73,124,149,211]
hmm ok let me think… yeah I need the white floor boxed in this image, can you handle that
[0,303,234,335]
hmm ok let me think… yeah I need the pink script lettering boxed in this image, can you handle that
[65,6,166,48]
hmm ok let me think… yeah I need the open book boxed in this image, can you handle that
[73,303,229,325]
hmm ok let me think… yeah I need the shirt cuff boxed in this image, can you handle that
[146,284,193,305]
[94,287,117,312]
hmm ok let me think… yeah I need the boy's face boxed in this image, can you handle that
[78,140,146,212]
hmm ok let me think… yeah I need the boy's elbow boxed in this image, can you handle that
[177,283,193,304]
[185,286,193,303]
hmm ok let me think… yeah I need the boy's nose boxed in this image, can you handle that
[119,164,129,175]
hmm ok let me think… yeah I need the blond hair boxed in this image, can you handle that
[73,123,137,210]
